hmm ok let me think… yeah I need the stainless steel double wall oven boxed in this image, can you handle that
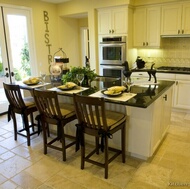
[99,36,126,85]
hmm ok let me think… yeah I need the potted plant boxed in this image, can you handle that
[61,66,98,86]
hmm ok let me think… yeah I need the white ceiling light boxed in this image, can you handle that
[41,0,70,4]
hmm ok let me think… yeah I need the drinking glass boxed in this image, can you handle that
[76,74,84,86]
[40,71,46,84]
[125,77,133,93]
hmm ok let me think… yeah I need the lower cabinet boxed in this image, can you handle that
[134,72,190,111]
[127,86,172,159]
[174,75,190,109]
[157,73,190,110]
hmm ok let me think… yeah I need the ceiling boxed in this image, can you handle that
[41,0,70,4]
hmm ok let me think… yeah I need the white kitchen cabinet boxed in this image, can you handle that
[98,7,127,35]
[161,3,190,36]
[156,73,190,110]
[174,74,190,109]
[133,6,161,47]
[127,86,173,159]
[151,88,172,154]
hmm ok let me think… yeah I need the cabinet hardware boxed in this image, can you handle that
[109,30,111,33]
[11,72,14,77]
[163,94,167,101]
[112,29,114,33]
[5,73,9,77]
[176,81,178,85]
[143,42,145,46]
[182,29,184,34]
[146,42,148,46]
[5,67,8,71]
[178,29,180,34]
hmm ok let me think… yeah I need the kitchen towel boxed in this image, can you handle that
[89,90,136,102]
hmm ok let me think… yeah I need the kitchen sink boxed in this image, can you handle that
[94,76,120,82]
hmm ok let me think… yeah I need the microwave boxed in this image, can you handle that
[99,36,126,65]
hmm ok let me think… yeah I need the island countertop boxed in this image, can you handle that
[80,80,175,108]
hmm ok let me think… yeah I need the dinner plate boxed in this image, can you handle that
[23,81,40,85]
[57,85,76,91]
[101,89,123,97]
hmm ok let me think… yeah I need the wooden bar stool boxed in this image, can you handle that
[33,89,76,161]
[3,83,39,146]
[73,94,126,179]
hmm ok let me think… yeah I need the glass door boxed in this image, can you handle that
[0,6,37,114]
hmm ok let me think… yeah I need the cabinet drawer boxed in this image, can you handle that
[131,72,148,78]
[156,73,175,80]
[176,74,190,80]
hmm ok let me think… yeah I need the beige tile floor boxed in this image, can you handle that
[0,111,190,189]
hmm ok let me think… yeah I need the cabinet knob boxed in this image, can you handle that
[146,42,148,46]
[109,30,111,33]
[112,29,114,33]
[178,29,180,34]
[143,42,145,46]
[182,29,184,34]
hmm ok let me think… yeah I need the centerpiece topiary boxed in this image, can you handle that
[61,66,98,86]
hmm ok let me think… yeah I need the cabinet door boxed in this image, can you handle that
[112,8,127,34]
[161,4,182,35]
[133,8,146,47]
[98,10,111,35]
[146,7,161,47]
[160,88,172,138]
[134,6,160,47]
[182,3,190,34]
[174,80,190,109]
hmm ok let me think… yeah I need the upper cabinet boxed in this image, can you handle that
[133,6,161,47]
[98,7,127,35]
[161,3,190,36]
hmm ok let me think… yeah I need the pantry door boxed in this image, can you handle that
[0,6,37,114]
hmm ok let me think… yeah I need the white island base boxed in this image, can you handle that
[60,85,173,160]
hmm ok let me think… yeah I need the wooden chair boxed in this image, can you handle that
[3,83,39,146]
[33,89,76,161]
[73,94,126,179]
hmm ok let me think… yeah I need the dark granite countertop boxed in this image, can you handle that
[80,80,175,108]
[32,76,175,109]
[157,66,190,74]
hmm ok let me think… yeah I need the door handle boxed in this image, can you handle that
[11,72,14,77]
[5,73,9,77]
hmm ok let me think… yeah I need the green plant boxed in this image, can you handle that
[20,43,31,76]
[0,62,3,72]
[62,66,98,85]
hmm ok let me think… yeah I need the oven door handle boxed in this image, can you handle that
[101,65,125,70]
[99,43,124,47]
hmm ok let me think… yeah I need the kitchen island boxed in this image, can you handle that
[21,77,174,160]
[49,79,174,160]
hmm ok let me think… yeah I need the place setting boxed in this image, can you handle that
[48,74,89,94]
[90,86,136,102]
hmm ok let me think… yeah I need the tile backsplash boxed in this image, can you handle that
[137,37,190,68]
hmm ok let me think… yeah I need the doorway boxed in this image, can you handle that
[0,5,37,114]
[80,27,90,67]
